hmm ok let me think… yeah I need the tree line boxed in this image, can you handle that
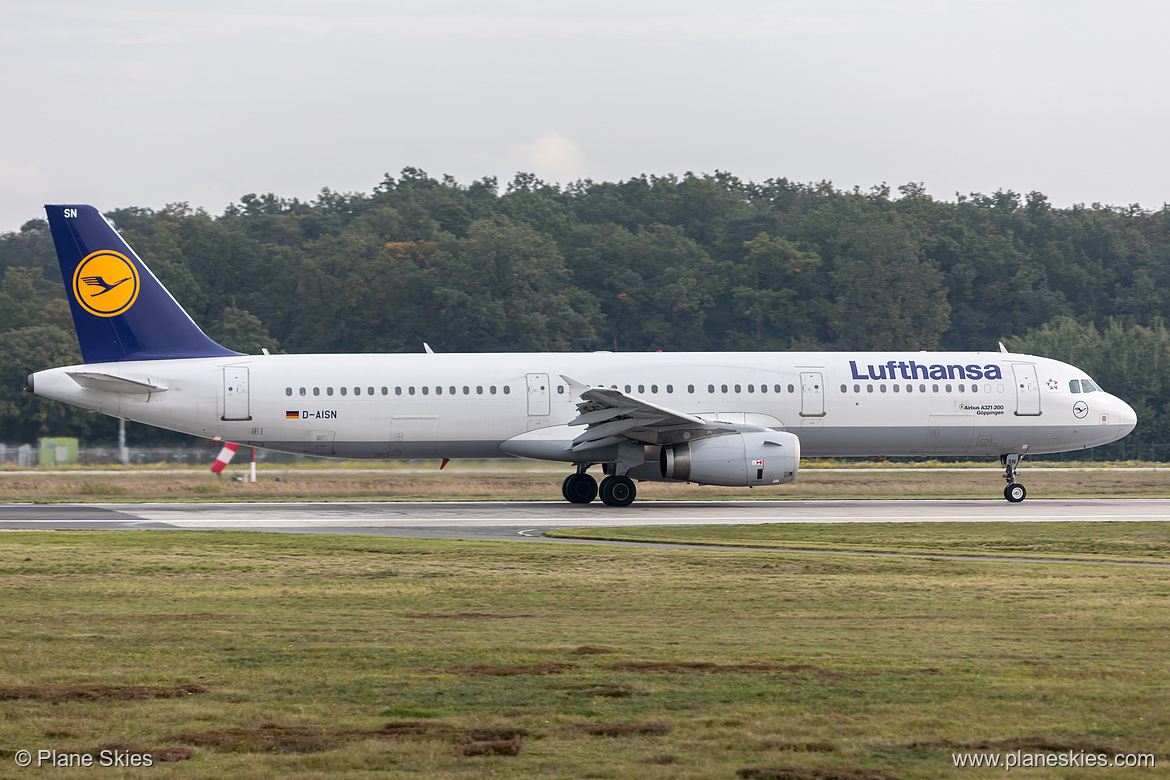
[1,169,1167,458]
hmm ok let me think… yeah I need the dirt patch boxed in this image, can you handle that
[164,721,529,755]
[910,736,1118,754]
[0,684,207,702]
[402,612,534,619]
[609,661,836,676]
[563,683,640,698]
[457,737,523,756]
[738,768,897,780]
[574,645,617,655]
[36,743,195,763]
[568,721,669,737]
[756,742,838,753]
[443,663,576,676]
[609,662,939,679]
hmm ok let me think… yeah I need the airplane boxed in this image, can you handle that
[25,204,1137,506]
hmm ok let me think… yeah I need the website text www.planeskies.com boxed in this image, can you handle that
[953,749,1155,770]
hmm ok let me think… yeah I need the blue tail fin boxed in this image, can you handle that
[45,204,243,363]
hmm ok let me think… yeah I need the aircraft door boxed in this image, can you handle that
[799,371,825,417]
[526,373,550,416]
[222,367,251,421]
[1011,363,1041,416]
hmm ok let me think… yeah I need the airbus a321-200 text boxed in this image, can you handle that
[26,205,1137,506]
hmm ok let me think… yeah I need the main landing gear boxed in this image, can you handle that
[560,466,636,507]
[1002,451,1027,503]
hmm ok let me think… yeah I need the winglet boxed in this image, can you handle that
[999,341,1009,354]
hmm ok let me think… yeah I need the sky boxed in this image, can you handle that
[2,0,1169,233]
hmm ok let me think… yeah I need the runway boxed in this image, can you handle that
[2,499,1169,542]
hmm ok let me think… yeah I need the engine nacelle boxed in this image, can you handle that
[659,431,800,487]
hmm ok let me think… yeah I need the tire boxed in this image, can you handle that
[563,473,598,504]
[1004,483,1027,503]
[599,475,636,507]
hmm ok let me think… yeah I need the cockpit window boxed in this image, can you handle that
[1081,379,1099,393]
[1069,380,1081,394]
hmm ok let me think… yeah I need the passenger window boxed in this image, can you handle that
[395,387,402,395]
[721,384,728,393]
[638,384,645,393]
[421,386,428,395]
[853,384,860,393]
[408,387,415,395]
[651,384,659,393]
[688,384,695,393]
[748,384,755,393]
[971,384,979,393]
[285,387,292,396]
[945,384,952,393]
[893,384,900,393]
[299,387,306,396]
[327,387,334,396]
[708,385,715,393]
[760,384,768,393]
[774,385,782,393]
[867,384,873,393]
[341,387,348,396]
[666,384,673,393]
[840,384,847,393]
[932,384,938,392]
[958,384,965,392]
[435,386,441,395]
[370,387,376,396]
[734,384,741,393]
[880,384,887,393]
[477,386,483,394]
[503,385,510,394]
[787,384,795,393]
[381,387,387,395]
[625,385,631,393]
[465,386,471,394]
[354,387,361,396]
[449,386,455,395]
[490,386,497,394]
[556,385,563,394]
[314,387,320,396]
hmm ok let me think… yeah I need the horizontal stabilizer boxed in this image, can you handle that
[67,372,168,394]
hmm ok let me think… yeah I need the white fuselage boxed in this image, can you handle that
[30,350,1136,464]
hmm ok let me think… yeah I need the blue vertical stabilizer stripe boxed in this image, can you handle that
[45,204,244,363]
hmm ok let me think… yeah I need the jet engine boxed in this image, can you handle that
[659,431,800,487]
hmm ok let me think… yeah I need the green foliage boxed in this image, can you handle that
[3,169,1170,449]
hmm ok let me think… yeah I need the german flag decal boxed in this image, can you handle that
[285,411,299,420]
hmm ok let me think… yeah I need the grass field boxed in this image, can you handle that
[4,460,1170,502]
[0,529,1167,778]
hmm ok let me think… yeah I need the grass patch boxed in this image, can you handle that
[547,521,1170,563]
[0,530,1166,777]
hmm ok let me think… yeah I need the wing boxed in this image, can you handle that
[81,276,109,288]
[560,375,768,453]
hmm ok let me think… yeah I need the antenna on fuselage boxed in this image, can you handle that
[998,342,1009,354]
[423,343,435,354]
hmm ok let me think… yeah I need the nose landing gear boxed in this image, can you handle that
[1002,450,1028,502]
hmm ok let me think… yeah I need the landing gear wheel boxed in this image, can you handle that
[1004,483,1027,503]
[599,475,636,507]
[562,473,598,504]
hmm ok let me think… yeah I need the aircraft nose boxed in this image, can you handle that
[1118,398,1138,436]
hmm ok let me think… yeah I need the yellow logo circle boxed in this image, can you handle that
[72,251,140,317]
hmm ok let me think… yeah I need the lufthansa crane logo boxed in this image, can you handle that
[1073,400,1089,419]
[71,251,140,317]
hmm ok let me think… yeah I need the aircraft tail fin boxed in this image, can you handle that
[44,204,243,363]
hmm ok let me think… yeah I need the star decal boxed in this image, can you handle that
[1046,378,1059,390]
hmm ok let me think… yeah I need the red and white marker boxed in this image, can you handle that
[210,442,239,474]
